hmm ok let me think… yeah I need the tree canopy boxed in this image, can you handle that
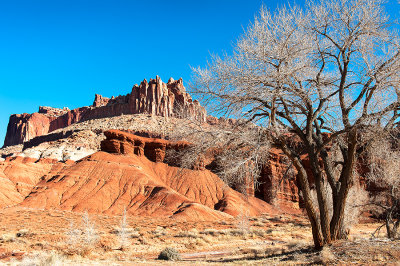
[191,0,400,249]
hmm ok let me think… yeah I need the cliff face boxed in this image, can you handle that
[3,76,207,147]
[4,113,53,147]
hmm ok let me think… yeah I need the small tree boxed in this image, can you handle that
[192,0,400,249]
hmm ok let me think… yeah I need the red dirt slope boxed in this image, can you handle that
[21,151,274,221]
[0,157,68,208]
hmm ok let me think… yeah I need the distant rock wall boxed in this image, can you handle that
[3,76,207,147]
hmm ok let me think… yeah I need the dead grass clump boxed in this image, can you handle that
[228,229,247,237]
[314,246,336,264]
[249,228,266,237]
[99,237,118,252]
[152,226,167,238]
[200,228,220,236]
[30,242,47,250]
[253,221,265,227]
[138,237,149,245]
[16,229,30,238]
[13,251,65,266]
[175,228,199,238]
[0,233,16,243]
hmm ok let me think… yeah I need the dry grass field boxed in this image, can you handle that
[0,206,398,265]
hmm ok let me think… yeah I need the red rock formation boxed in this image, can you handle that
[4,113,54,147]
[20,151,274,220]
[256,149,299,205]
[3,76,207,147]
[0,158,69,208]
[92,94,110,107]
[101,130,190,163]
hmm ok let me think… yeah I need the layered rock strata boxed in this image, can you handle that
[101,130,189,163]
[4,76,207,147]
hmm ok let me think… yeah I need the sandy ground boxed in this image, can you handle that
[0,207,398,265]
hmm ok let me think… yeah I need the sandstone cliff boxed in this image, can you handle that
[4,76,207,147]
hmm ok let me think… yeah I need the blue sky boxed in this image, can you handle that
[0,0,398,146]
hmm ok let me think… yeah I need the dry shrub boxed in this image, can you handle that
[12,251,65,266]
[235,210,250,232]
[158,247,181,261]
[175,228,199,238]
[200,228,220,236]
[16,229,30,238]
[99,237,117,252]
[316,246,336,264]
[64,211,99,257]
[0,233,16,243]
[152,226,167,238]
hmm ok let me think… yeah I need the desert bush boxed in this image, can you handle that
[250,228,267,237]
[157,247,181,261]
[13,251,65,266]
[200,228,220,236]
[0,233,15,243]
[16,229,30,238]
[316,246,336,264]
[235,210,251,232]
[64,211,99,256]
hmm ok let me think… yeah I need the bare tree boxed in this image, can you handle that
[191,0,400,249]
[367,135,400,239]
[166,117,270,194]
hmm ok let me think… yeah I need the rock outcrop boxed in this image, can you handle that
[256,149,299,205]
[20,150,274,220]
[101,130,189,162]
[4,76,207,147]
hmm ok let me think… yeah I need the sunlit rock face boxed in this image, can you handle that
[3,76,207,147]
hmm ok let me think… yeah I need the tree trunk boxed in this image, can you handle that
[330,130,357,240]
[279,142,324,249]
[309,151,332,244]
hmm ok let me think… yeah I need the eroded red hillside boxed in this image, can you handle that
[20,151,273,220]
[9,130,273,220]
[0,157,69,208]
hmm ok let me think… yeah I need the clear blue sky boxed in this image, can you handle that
[0,0,398,146]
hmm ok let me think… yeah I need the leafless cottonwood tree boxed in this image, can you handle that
[191,0,400,249]
[367,135,400,239]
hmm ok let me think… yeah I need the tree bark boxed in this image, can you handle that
[279,141,324,249]
[330,130,357,240]
[309,150,332,244]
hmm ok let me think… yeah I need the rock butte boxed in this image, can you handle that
[3,76,207,147]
